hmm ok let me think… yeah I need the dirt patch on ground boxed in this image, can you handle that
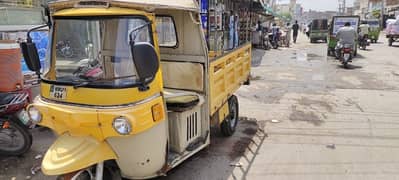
[289,105,324,126]
[298,97,335,112]
[243,128,258,135]
[229,137,253,160]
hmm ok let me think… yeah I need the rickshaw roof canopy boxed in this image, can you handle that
[49,0,199,12]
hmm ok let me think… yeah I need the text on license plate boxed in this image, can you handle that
[50,85,67,100]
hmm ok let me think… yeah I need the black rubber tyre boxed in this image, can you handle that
[57,165,121,180]
[0,119,32,156]
[389,38,393,46]
[343,62,349,69]
[220,95,239,137]
[327,48,333,57]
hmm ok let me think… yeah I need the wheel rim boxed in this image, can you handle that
[0,125,26,152]
[229,102,238,129]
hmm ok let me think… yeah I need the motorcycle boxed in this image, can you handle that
[262,30,271,50]
[358,34,370,50]
[56,40,74,58]
[0,89,33,156]
[337,44,353,68]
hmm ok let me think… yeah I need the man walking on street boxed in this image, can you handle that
[292,20,299,43]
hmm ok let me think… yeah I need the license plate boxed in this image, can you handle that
[50,85,67,100]
[344,53,350,60]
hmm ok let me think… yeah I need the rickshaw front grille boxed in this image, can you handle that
[186,112,198,141]
[167,106,202,154]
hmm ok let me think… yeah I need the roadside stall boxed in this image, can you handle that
[200,0,252,57]
[250,0,274,48]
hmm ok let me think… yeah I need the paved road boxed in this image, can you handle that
[234,34,399,180]
[2,33,399,180]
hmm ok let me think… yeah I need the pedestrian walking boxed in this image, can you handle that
[286,23,292,47]
[292,20,299,43]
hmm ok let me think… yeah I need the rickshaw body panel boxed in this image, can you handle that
[42,134,117,175]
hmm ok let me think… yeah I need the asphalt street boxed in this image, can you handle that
[1,33,399,180]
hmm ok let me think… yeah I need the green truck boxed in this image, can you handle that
[363,19,381,43]
[310,19,328,43]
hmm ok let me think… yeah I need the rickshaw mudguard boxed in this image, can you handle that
[42,133,117,176]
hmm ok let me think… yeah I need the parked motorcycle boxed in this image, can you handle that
[337,44,354,68]
[0,89,33,156]
[269,32,279,49]
[262,30,271,50]
[56,40,74,58]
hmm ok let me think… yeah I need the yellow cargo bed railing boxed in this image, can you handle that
[209,43,251,115]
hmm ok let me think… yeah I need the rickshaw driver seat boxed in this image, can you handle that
[164,89,203,112]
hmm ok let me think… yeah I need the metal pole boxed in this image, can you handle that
[95,162,104,180]
[381,0,385,28]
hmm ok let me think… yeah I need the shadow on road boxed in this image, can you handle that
[157,118,267,180]
[337,64,363,70]
[251,49,266,67]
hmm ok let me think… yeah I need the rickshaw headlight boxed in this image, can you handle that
[28,106,42,123]
[112,117,132,135]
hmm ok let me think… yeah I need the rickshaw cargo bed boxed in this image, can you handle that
[209,43,251,115]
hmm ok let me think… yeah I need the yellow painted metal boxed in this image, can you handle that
[48,0,199,12]
[53,7,148,17]
[97,96,165,138]
[209,43,251,115]
[218,101,229,124]
[30,95,166,141]
[40,80,162,106]
[42,134,117,175]
[151,103,164,122]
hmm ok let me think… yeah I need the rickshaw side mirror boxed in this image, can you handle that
[20,41,41,75]
[131,42,159,91]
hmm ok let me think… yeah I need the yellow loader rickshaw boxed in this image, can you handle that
[20,0,251,179]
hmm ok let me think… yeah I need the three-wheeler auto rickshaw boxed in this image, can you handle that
[309,19,328,43]
[20,0,251,179]
[327,16,360,57]
[364,19,381,43]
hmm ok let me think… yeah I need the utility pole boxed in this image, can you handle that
[381,0,385,28]
[338,0,346,15]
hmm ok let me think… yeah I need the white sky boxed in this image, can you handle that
[278,0,355,12]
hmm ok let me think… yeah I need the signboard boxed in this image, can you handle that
[332,16,360,35]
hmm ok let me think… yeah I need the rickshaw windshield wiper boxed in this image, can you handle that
[73,80,95,89]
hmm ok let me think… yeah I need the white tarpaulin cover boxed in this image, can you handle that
[116,0,198,11]
[49,0,199,12]
[386,15,399,35]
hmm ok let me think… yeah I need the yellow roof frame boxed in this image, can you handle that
[49,0,199,12]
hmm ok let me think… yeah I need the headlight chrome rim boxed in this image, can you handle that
[27,106,42,124]
[112,117,132,135]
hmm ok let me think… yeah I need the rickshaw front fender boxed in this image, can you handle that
[42,133,117,176]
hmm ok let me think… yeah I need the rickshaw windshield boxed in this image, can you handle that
[367,20,380,27]
[312,20,328,31]
[44,16,153,88]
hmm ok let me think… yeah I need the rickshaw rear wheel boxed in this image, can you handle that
[220,95,239,137]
